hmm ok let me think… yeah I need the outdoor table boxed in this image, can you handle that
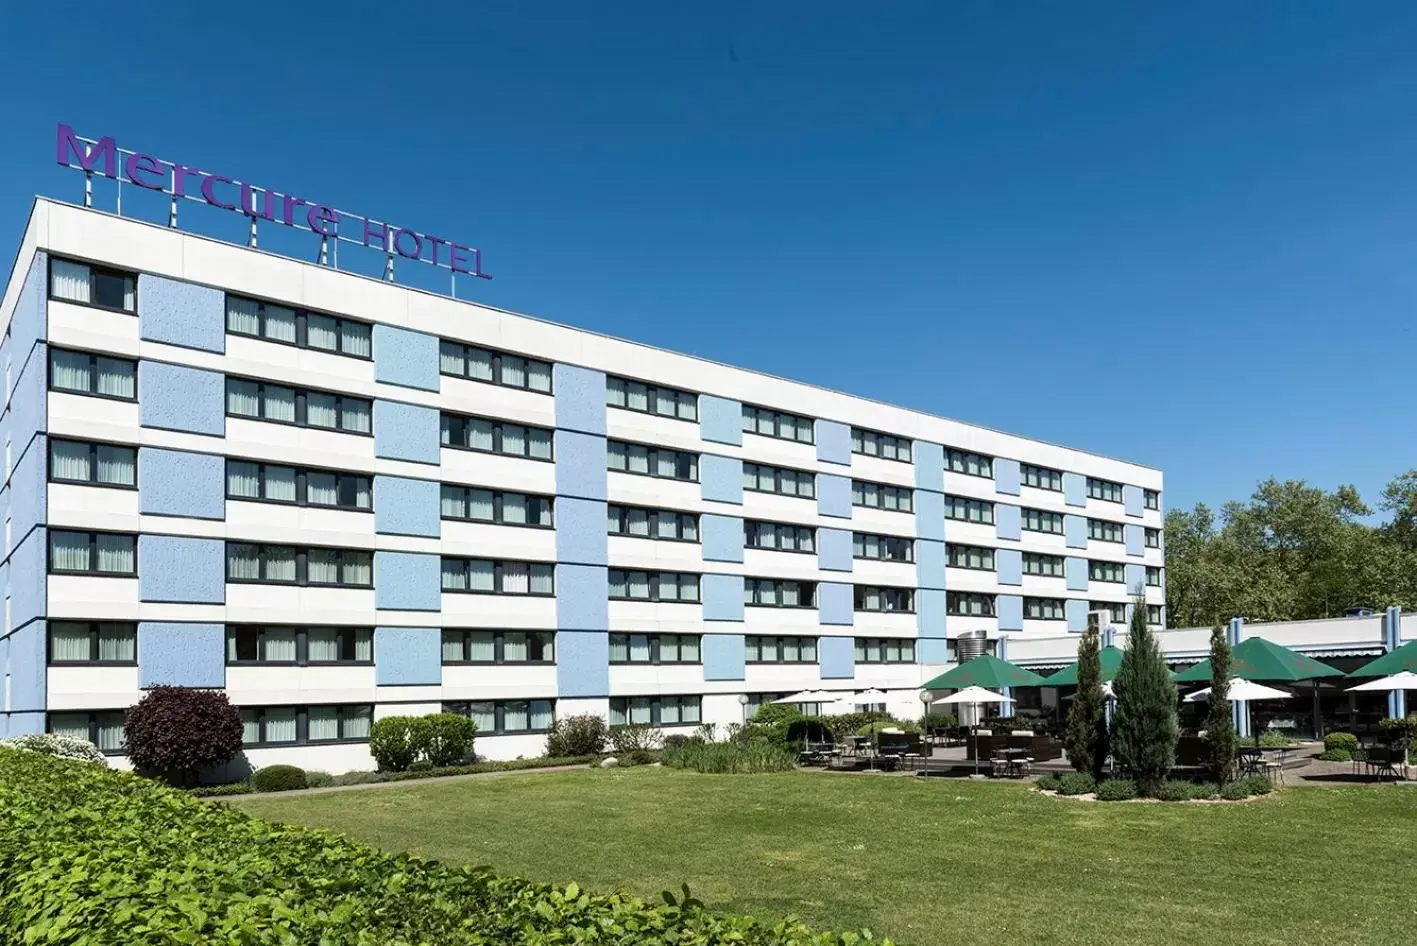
[991,747,1030,778]
[1236,748,1264,777]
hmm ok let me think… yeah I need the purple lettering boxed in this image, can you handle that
[280,194,308,226]
[200,174,237,210]
[170,163,202,198]
[449,243,473,274]
[471,248,491,279]
[239,183,276,221]
[362,219,389,250]
[55,123,116,178]
[393,228,423,260]
[123,153,164,190]
[424,234,448,267]
[307,205,339,236]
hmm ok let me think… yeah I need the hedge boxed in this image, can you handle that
[191,754,600,796]
[0,748,886,945]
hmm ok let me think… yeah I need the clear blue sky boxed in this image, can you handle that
[4,2,1416,515]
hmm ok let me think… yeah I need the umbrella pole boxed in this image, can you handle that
[972,703,979,776]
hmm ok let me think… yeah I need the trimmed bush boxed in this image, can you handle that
[1256,731,1293,748]
[1095,778,1138,801]
[856,718,921,738]
[0,748,881,945]
[1324,732,1359,753]
[1318,748,1352,762]
[545,714,609,757]
[424,713,478,767]
[1056,772,1096,796]
[663,741,796,774]
[123,686,244,786]
[369,715,432,772]
[305,770,334,788]
[0,733,108,766]
[1236,773,1273,796]
[1156,779,1199,801]
[251,764,308,793]
[1219,780,1250,800]
[1034,773,1062,792]
[608,724,663,754]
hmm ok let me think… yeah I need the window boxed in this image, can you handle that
[1145,528,1161,549]
[48,439,135,488]
[225,544,372,587]
[1089,560,1125,583]
[240,705,372,746]
[442,485,553,527]
[1088,519,1123,543]
[1144,489,1160,510]
[442,630,555,664]
[946,591,995,616]
[49,258,135,312]
[1091,601,1126,623]
[747,692,823,717]
[227,461,371,511]
[1022,508,1064,534]
[853,532,914,562]
[226,295,372,358]
[743,462,815,498]
[608,633,700,663]
[226,379,372,434]
[48,348,136,400]
[441,558,555,595]
[852,428,911,462]
[1022,552,1065,577]
[440,340,552,392]
[853,585,915,612]
[745,635,818,664]
[606,376,695,420]
[441,413,553,460]
[48,531,136,576]
[742,405,814,443]
[852,479,912,512]
[608,570,701,602]
[1022,464,1062,491]
[1148,604,1163,625]
[1024,597,1066,620]
[47,622,136,664]
[444,699,555,734]
[48,710,126,753]
[947,544,995,571]
[744,520,815,552]
[609,695,701,727]
[1087,478,1124,503]
[226,626,372,664]
[944,496,994,524]
[854,637,916,664]
[608,441,698,481]
[1146,566,1162,587]
[744,578,817,608]
[946,449,993,478]
[607,505,697,541]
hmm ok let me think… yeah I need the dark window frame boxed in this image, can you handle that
[850,427,913,463]
[240,704,374,747]
[47,437,137,490]
[607,504,699,542]
[441,629,557,665]
[1022,552,1065,577]
[605,376,696,421]
[46,621,138,666]
[1144,489,1161,510]
[947,543,996,571]
[607,569,702,603]
[47,347,138,402]
[946,591,996,617]
[443,699,556,735]
[745,634,819,665]
[439,339,553,393]
[744,577,818,608]
[441,484,555,528]
[225,293,373,361]
[1024,596,1067,620]
[852,532,915,562]
[744,519,816,554]
[607,632,703,665]
[743,461,816,499]
[1021,463,1063,491]
[440,557,556,596]
[225,377,373,437]
[742,404,815,444]
[225,543,374,588]
[1088,519,1124,543]
[1145,527,1161,548]
[1088,560,1125,583]
[1087,477,1124,503]
[1147,604,1164,625]
[945,449,994,479]
[944,495,995,525]
[226,460,373,512]
[48,256,137,315]
[226,626,374,666]
[46,710,127,755]
[1146,566,1162,587]
[1091,601,1127,623]
[851,479,913,512]
[440,412,555,461]
[854,637,917,664]
[1022,508,1065,534]
[607,440,699,482]
[46,530,138,577]
[852,585,916,613]
[608,695,703,729]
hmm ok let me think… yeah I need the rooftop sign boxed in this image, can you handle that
[54,122,491,287]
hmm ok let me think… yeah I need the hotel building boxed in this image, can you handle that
[0,198,1165,771]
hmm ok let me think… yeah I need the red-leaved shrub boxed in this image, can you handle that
[123,686,244,786]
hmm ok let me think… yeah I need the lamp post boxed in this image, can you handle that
[919,689,934,733]
[738,692,749,725]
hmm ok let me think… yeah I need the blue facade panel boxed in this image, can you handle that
[700,454,743,505]
[819,636,855,680]
[913,441,944,492]
[556,631,610,697]
[137,274,225,353]
[700,514,745,564]
[1064,515,1087,549]
[916,538,946,590]
[702,573,745,622]
[374,551,442,610]
[555,430,608,502]
[702,632,746,681]
[1066,556,1089,592]
[699,395,741,446]
[374,627,443,685]
[817,527,852,572]
[916,589,946,639]
[5,621,45,713]
[818,581,853,625]
[138,623,225,688]
[373,476,441,538]
[10,252,47,357]
[914,490,945,542]
[917,637,949,664]
[555,497,609,566]
[9,436,46,544]
[994,458,1021,496]
[9,533,46,628]
[996,594,1023,631]
[1125,524,1144,558]
[1123,484,1144,518]
[553,364,607,436]
[815,420,851,466]
[1064,472,1087,507]
[373,400,440,464]
[139,447,225,520]
[8,345,48,455]
[995,503,1021,541]
[996,548,1022,586]
[556,564,609,631]
[817,473,852,519]
[138,536,225,604]
[372,324,440,392]
[139,361,225,436]
[1125,563,1146,594]
[1066,599,1090,633]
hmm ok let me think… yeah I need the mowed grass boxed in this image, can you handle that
[235,769,1417,946]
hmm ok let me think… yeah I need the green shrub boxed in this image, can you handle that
[625,749,660,766]
[1034,773,1062,792]
[1056,772,1096,796]
[1236,773,1273,796]
[1219,780,1250,800]
[304,770,334,788]
[1317,748,1352,762]
[1324,732,1359,753]
[856,718,921,738]
[545,714,609,757]
[191,781,253,797]
[323,756,598,787]
[662,734,701,749]
[1156,779,1199,801]
[369,715,432,772]
[748,702,805,726]
[663,741,796,774]
[251,764,308,793]
[0,733,108,766]
[0,748,882,945]
[1256,731,1293,748]
[1095,778,1138,801]
[424,713,478,767]
[608,724,662,754]
[822,711,892,742]
[1195,783,1220,799]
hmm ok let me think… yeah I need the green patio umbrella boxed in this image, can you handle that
[1045,645,1126,686]
[922,654,1049,690]
[1347,640,1417,678]
[1172,637,1344,683]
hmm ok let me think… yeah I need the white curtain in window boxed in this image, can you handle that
[679,515,696,540]
[307,549,341,584]
[98,624,135,661]
[466,632,495,661]
[442,560,468,591]
[627,382,649,411]
[264,708,298,743]
[470,420,495,451]
[466,702,497,733]
[50,350,92,392]
[655,512,677,539]
[442,631,465,662]
[226,380,261,417]
[95,534,133,573]
[781,582,801,607]
[264,385,297,423]
[607,507,621,533]
[606,378,627,407]
[439,342,465,375]
[502,493,527,525]
[608,635,629,662]
[50,624,92,661]
[629,698,652,725]
[96,445,134,486]
[680,575,699,602]
[607,443,627,471]
[48,712,91,743]
[653,391,675,417]
[308,706,340,741]
[628,571,650,599]
[264,305,297,343]
[501,424,525,457]
[441,486,466,519]
[307,629,339,662]
[93,360,130,399]
[306,314,339,351]
[530,564,553,595]
[342,400,371,434]
[261,629,297,662]
[226,297,260,334]
[501,562,529,594]
[655,450,677,478]
[51,260,91,303]
[227,545,261,581]
[530,700,553,730]
[527,360,552,392]
[343,320,371,356]
[610,701,628,726]
[627,508,649,537]
[502,632,528,662]
[468,349,494,381]
[658,577,679,602]
[226,462,260,499]
[469,489,495,521]
[306,472,338,506]
[51,441,92,482]
[306,392,338,429]
[344,554,372,586]
[680,636,700,662]
[661,700,681,724]
[609,572,628,598]
[501,356,527,387]
[681,700,701,724]
[95,713,125,752]
[784,637,803,662]
[629,635,651,662]
[343,705,372,739]
[264,466,296,502]
[628,445,649,474]
[533,498,552,526]
[468,560,495,592]
[265,548,297,582]
[502,702,530,732]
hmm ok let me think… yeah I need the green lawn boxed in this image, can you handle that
[235,769,1417,946]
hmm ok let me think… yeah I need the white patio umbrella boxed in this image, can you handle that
[932,686,1013,775]
[1184,679,1292,703]
[773,689,829,704]
[1346,671,1417,692]
[847,689,889,706]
